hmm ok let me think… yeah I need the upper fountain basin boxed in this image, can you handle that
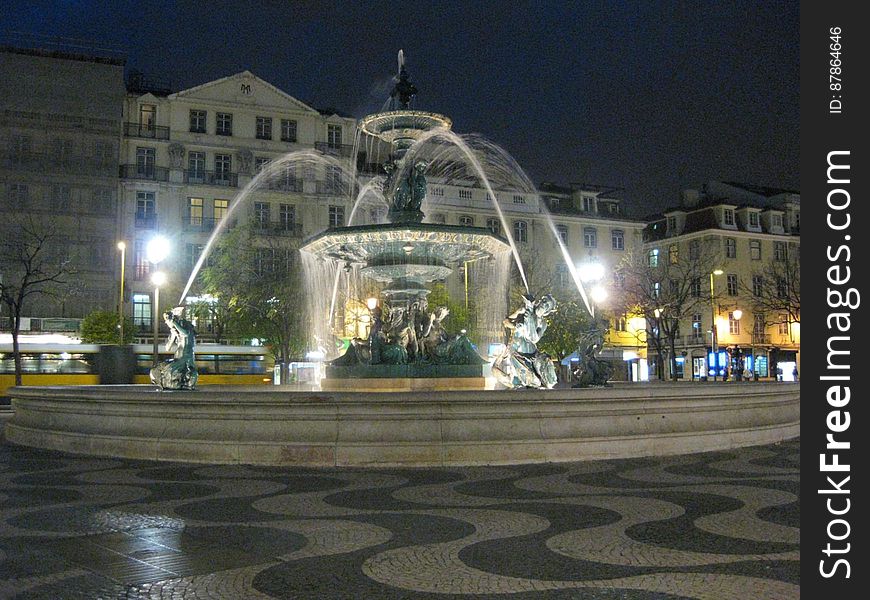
[359,110,452,144]
[300,223,510,273]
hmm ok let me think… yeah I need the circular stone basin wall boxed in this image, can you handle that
[4,383,799,467]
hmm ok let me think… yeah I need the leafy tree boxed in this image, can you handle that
[537,292,594,361]
[427,282,473,336]
[0,215,75,385]
[200,225,307,380]
[80,310,134,344]
[743,250,800,329]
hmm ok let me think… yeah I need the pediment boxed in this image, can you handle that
[169,71,318,113]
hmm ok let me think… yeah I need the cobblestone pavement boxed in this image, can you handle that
[0,433,799,599]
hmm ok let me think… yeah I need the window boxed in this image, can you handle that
[327,124,342,147]
[255,157,271,173]
[216,112,233,136]
[256,116,272,140]
[752,275,763,297]
[214,199,228,222]
[648,248,659,267]
[281,119,297,142]
[139,104,156,129]
[776,277,788,298]
[611,229,624,250]
[667,216,677,231]
[9,183,29,208]
[778,320,790,335]
[774,241,787,261]
[135,191,155,228]
[255,248,275,276]
[691,314,702,340]
[669,279,679,295]
[583,227,597,248]
[215,154,232,182]
[613,271,625,288]
[691,277,701,297]
[750,240,761,260]
[133,241,150,279]
[754,314,765,335]
[582,196,594,212]
[749,212,759,227]
[728,312,740,335]
[325,165,342,193]
[329,205,345,227]
[669,244,679,264]
[93,140,113,167]
[189,110,206,133]
[688,239,700,260]
[653,282,661,298]
[614,315,627,332]
[49,185,70,211]
[725,238,736,259]
[727,274,738,296]
[513,194,525,204]
[723,208,735,226]
[136,147,155,177]
[556,224,568,244]
[459,189,473,200]
[771,214,783,228]
[459,215,474,226]
[188,151,205,181]
[279,204,296,230]
[253,202,270,227]
[486,218,500,235]
[132,293,151,328]
[187,197,203,225]
[514,220,528,243]
[185,243,204,270]
[556,264,569,287]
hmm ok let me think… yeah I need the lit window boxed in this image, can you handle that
[133,293,151,328]
[187,197,203,226]
[728,312,740,335]
[648,248,659,267]
[214,199,228,222]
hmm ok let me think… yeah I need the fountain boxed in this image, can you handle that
[301,55,511,390]
[3,52,799,467]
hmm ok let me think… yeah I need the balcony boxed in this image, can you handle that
[123,123,170,140]
[183,216,216,232]
[681,334,706,346]
[752,333,772,344]
[120,164,169,181]
[266,177,303,192]
[315,180,345,195]
[183,170,238,187]
[251,222,304,237]
[315,142,355,158]
[135,212,157,229]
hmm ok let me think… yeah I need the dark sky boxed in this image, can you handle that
[6,0,799,216]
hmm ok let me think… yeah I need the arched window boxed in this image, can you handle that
[459,215,474,226]
[486,218,500,235]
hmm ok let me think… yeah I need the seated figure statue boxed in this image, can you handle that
[571,317,613,387]
[492,294,558,389]
[150,307,198,390]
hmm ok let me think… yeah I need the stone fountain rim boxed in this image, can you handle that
[359,109,453,138]
[300,222,511,251]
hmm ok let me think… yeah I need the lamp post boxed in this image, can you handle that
[146,235,171,367]
[117,241,126,344]
[709,269,724,381]
[150,271,167,367]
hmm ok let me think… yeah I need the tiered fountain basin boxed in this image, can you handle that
[5,383,799,467]
[302,222,511,391]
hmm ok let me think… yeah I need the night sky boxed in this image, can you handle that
[5,0,799,216]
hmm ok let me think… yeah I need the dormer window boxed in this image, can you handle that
[748,212,759,228]
[771,214,783,228]
[723,208,735,226]
[582,197,594,212]
[667,216,677,231]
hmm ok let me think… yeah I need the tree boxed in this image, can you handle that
[537,292,594,361]
[80,310,134,344]
[200,225,308,380]
[614,241,720,380]
[0,215,75,385]
[744,251,800,330]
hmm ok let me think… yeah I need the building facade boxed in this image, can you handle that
[643,181,800,380]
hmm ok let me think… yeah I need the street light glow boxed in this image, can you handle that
[146,235,171,264]
[712,269,724,276]
[578,261,605,283]
[117,241,126,251]
[732,309,743,320]
[366,297,378,310]
[151,271,167,287]
[590,285,608,304]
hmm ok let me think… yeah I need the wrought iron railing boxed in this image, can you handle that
[120,164,169,181]
[182,216,216,232]
[183,170,238,187]
[123,123,170,140]
[315,142,355,157]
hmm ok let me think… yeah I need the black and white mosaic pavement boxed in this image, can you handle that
[0,430,799,599]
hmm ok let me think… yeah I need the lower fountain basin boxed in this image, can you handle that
[5,383,799,467]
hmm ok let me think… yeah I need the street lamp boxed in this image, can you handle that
[146,235,171,265]
[710,269,724,381]
[117,241,126,344]
[366,297,378,311]
[151,271,167,367]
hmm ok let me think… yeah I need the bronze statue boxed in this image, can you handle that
[492,294,558,389]
[150,307,198,390]
[572,317,613,387]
